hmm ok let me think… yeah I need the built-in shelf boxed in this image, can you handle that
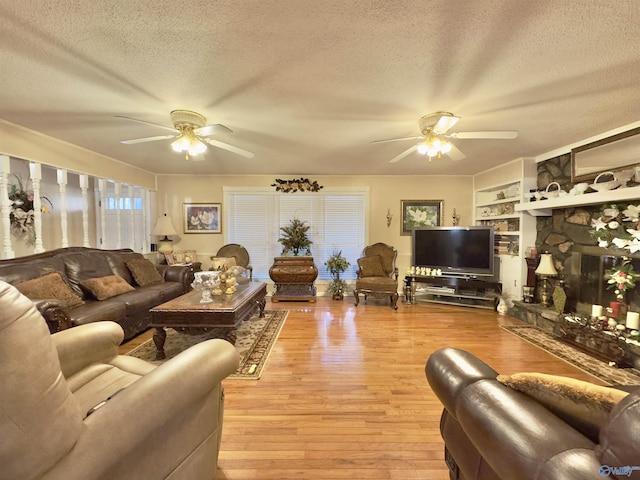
[515,185,640,216]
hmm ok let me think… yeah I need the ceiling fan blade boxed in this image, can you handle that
[121,134,176,145]
[203,138,255,158]
[450,130,518,139]
[433,115,460,134]
[389,145,418,163]
[195,124,233,136]
[372,136,423,144]
[446,143,466,161]
[115,115,178,133]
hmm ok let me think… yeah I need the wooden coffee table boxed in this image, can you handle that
[150,280,267,359]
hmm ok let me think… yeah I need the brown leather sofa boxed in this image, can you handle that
[426,347,640,480]
[0,247,193,340]
[0,281,239,480]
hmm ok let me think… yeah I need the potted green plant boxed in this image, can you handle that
[278,217,313,256]
[325,250,351,300]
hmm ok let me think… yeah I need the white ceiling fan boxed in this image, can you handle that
[118,110,255,160]
[372,112,518,163]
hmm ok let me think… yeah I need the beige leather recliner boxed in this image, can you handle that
[0,280,239,480]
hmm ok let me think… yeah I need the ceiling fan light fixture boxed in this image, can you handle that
[170,125,207,157]
[188,139,207,156]
[417,143,429,155]
[171,135,190,153]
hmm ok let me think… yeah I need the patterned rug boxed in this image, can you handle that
[502,325,640,386]
[126,310,287,380]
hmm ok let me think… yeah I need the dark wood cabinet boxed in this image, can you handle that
[269,256,318,302]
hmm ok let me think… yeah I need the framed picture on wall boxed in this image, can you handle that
[183,203,221,233]
[400,200,443,236]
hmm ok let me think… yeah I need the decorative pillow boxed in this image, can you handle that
[357,255,386,277]
[16,272,84,308]
[497,372,629,442]
[81,275,135,301]
[126,259,163,286]
[211,256,237,271]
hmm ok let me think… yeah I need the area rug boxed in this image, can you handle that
[127,310,287,380]
[501,325,640,386]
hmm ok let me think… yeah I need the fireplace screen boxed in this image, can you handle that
[565,248,639,314]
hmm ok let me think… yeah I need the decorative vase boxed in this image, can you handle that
[497,297,508,314]
[332,293,344,301]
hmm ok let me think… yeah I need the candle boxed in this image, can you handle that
[609,301,621,319]
[626,312,640,330]
[591,304,603,317]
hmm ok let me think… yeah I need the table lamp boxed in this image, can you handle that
[152,213,178,254]
[535,252,557,306]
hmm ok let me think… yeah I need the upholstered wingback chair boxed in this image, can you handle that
[0,280,239,480]
[211,243,253,280]
[354,242,399,309]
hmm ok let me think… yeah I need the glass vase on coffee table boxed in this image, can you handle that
[191,271,220,304]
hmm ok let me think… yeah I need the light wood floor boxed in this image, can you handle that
[120,297,603,480]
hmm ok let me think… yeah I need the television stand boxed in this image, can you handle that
[404,275,501,310]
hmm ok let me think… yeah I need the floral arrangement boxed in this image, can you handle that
[606,258,638,301]
[8,174,52,243]
[278,217,312,255]
[325,250,350,298]
[590,203,640,253]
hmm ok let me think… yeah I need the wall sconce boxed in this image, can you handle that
[452,208,460,226]
[535,252,558,306]
[386,208,393,227]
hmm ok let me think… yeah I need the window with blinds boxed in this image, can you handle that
[102,183,145,251]
[224,188,368,280]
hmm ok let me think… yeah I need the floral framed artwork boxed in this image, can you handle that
[401,200,443,236]
[184,203,221,233]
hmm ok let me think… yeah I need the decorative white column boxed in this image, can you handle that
[57,169,68,248]
[79,174,91,247]
[114,182,122,249]
[141,188,150,254]
[128,184,135,250]
[29,162,44,253]
[0,156,15,259]
[98,178,107,249]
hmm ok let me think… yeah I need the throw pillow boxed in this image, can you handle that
[357,255,386,277]
[211,256,237,271]
[16,272,84,308]
[126,258,163,286]
[81,275,135,301]
[497,372,629,442]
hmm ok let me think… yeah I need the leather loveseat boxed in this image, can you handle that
[0,247,193,340]
[426,347,640,480]
[0,280,239,480]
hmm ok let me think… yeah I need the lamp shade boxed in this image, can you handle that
[535,253,557,276]
[152,214,178,237]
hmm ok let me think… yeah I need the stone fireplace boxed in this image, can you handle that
[508,154,640,368]
[528,153,639,312]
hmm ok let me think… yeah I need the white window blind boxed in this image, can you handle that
[225,189,368,280]
[102,183,145,251]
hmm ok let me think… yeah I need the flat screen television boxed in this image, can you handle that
[412,226,495,277]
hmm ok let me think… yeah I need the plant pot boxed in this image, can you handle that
[332,294,344,301]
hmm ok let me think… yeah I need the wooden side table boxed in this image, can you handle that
[269,256,318,302]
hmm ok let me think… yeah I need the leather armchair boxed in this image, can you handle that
[426,347,640,480]
[354,242,399,309]
[0,281,239,480]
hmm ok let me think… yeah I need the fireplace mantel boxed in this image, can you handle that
[515,184,640,216]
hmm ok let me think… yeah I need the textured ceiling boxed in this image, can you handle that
[0,1,639,176]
